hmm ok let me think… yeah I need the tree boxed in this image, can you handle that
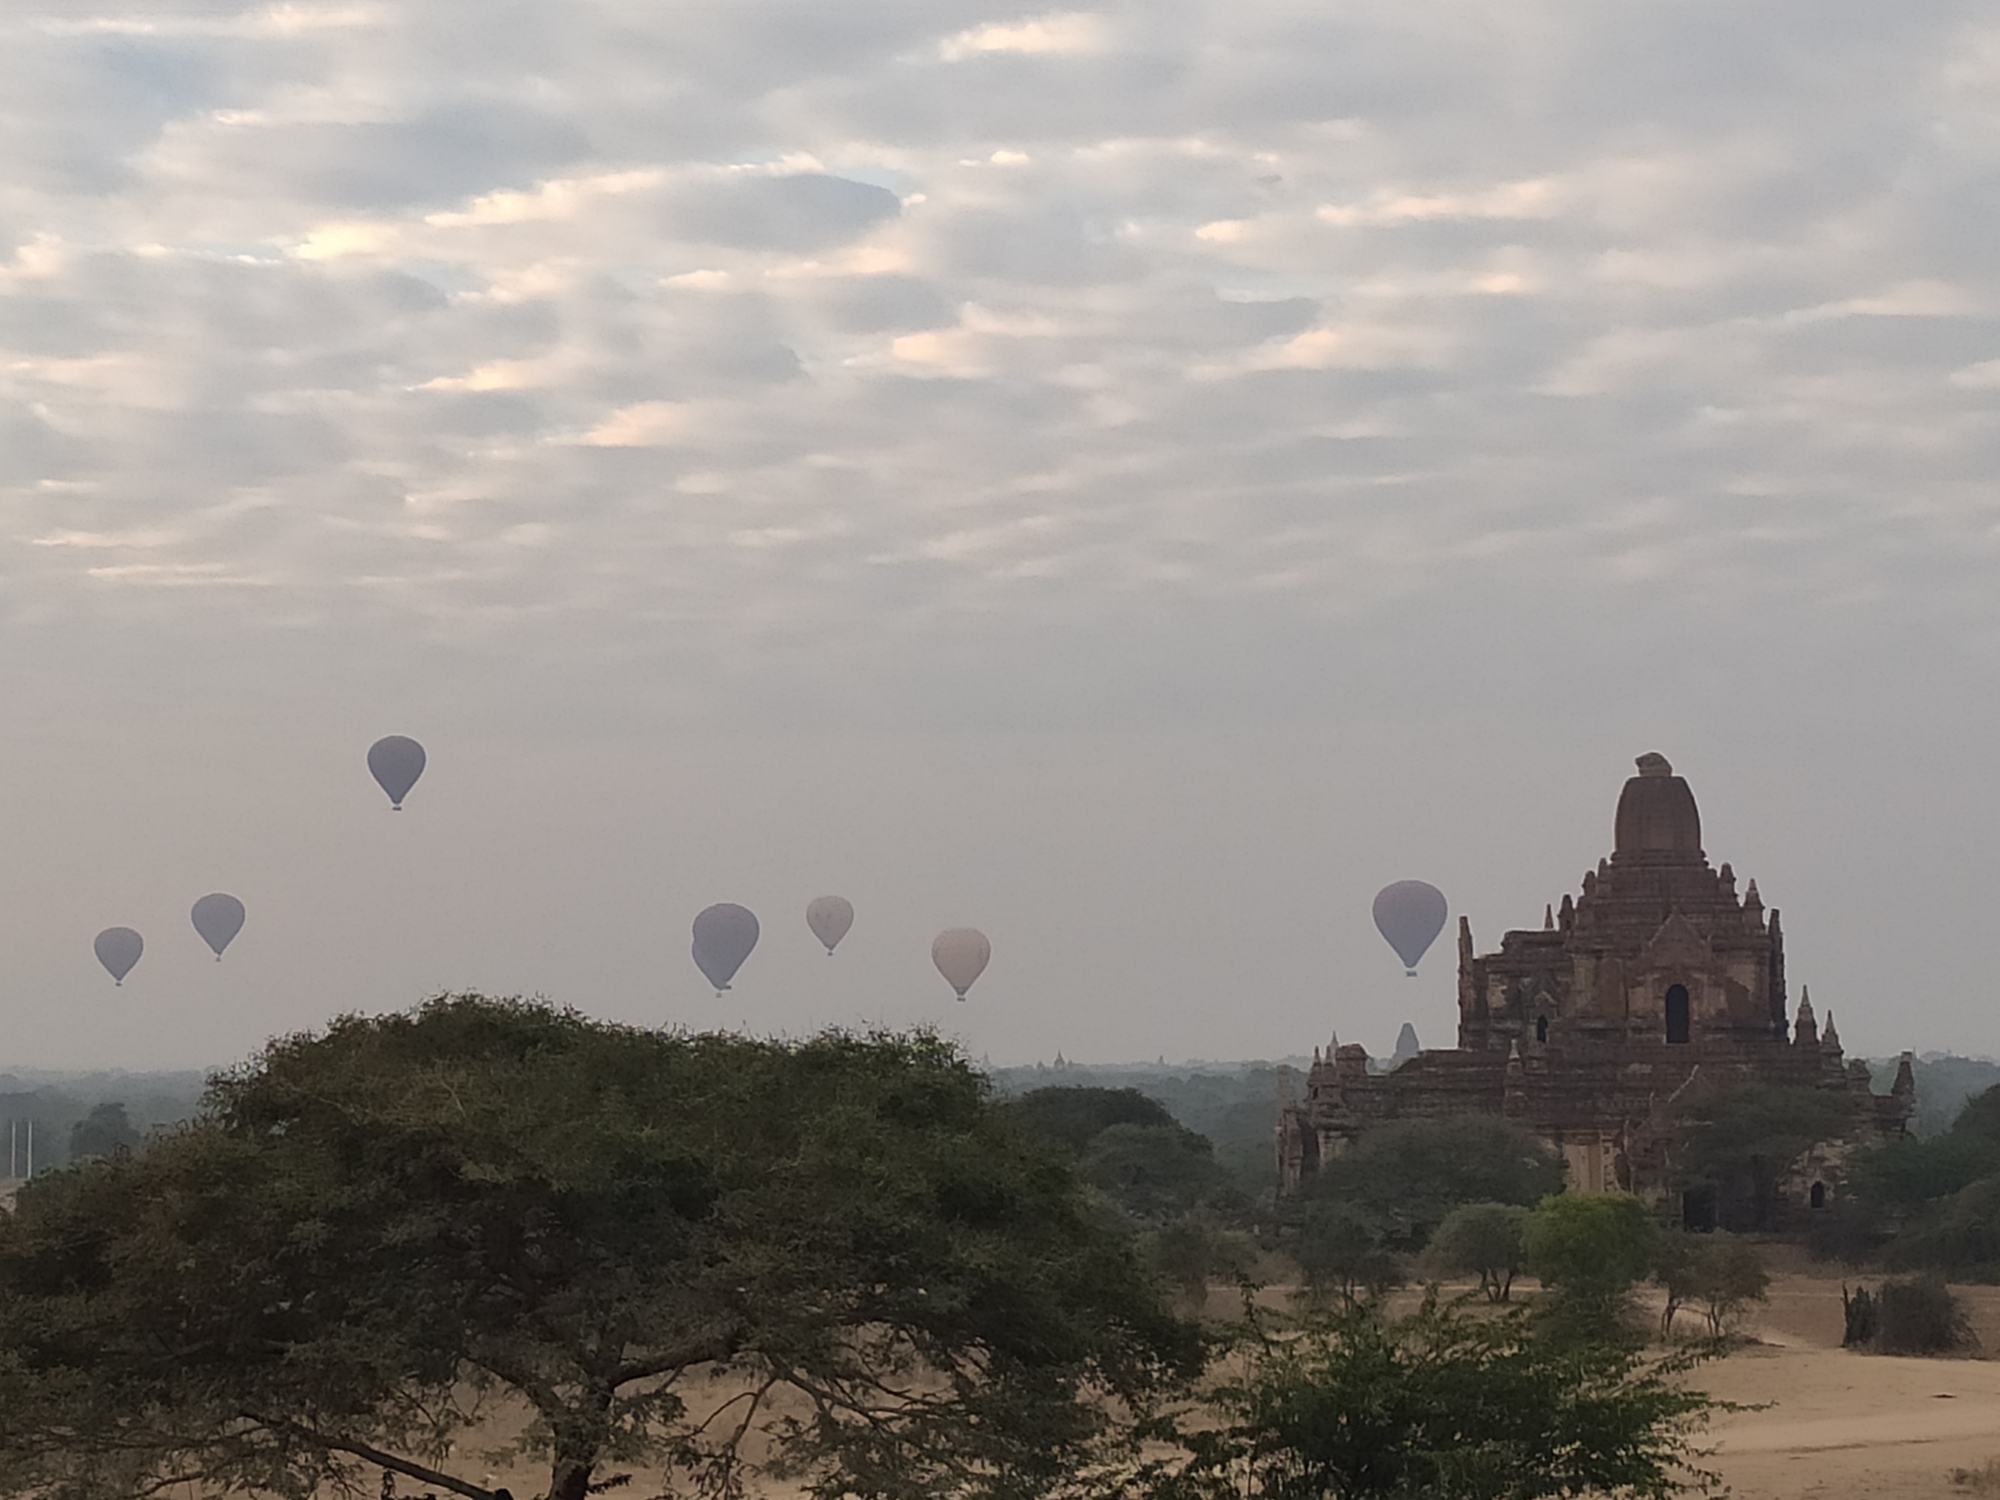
[0,997,1199,1500]
[1008,1086,1179,1153]
[65,1103,138,1161]
[1293,1201,1401,1308]
[1302,1118,1563,1250]
[1137,1294,1722,1500]
[1421,1203,1528,1303]
[1524,1194,1658,1343]
[1674,1085,1859,1231]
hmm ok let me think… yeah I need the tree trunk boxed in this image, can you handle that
[545,1390,612,1500]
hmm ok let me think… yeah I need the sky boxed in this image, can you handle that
[1,0,1999,1071]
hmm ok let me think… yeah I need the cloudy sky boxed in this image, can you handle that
[1,0,1998,1071]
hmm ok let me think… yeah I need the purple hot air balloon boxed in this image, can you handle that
[1373,881,1447,976]
[692,903,760,995]
[94,927,143,986]
[191,893,246,960]
[368,735,426,810]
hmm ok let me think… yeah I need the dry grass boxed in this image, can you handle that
[1952,1457,2000,1492]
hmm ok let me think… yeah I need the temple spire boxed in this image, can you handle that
[1793,985,1819,1047]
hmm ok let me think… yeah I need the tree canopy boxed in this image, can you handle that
[0,997,1199,1500]
[1139,1295,1721,1500]
[1300,1117,1564,1250]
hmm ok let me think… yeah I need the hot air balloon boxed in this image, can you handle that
[692,903,760,995]
[1373,880,1447,975]
[191,893,245,960]
[806,895,854,955]
[932,927,990,1001]
[368,735,426,810]
[94,927,143,986]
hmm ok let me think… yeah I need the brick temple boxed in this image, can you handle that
[1277,753,1914,1221]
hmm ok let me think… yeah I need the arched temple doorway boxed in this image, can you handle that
[1665,984,1691,1045]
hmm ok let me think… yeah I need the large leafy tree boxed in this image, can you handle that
[0,997,1198,1500]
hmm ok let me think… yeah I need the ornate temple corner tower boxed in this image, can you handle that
[1277,753,1915,1227]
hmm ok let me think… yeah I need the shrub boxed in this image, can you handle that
[1524,1193,1657,1345]
[1841,1284,1878,1348]
[1874,1274,1976,1355]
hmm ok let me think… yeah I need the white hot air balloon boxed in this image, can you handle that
[932,928,990,1001]
[94,927,143,986]
[368,735,427,810]
[1372,881,1448,976]
[191,893,246,960]
[806,895,854,955]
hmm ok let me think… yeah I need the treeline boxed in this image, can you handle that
[1818,1080,2000,1277]
[0,998,1729,1500]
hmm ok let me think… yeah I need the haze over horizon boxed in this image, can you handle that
[1,2,1998,1070]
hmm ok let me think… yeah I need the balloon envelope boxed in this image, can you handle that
[94,927,143,986]
[1373,881,1448,974]
[191,893,246,959]
[692,903,760,993]
[932,928,990,1000]
[806,895,854,955]
[367,735,426,809]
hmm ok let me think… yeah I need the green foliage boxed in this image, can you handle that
[1849,1133,2000,1210]
[1303,1118,1564,1251]
[1675,1085,1859,1231]
[1887,1176,2000,1277]
[1294,1202,1402,1308]
[65,1103,138,1161]
[1873,1274,1977,1355]
[1654,1234,1768,1338]
[0,996,1199,1500]
[1148,1215,1253,1314]
[1136,1293,1723,1500]
[1081,1123,1234,1222]
[1953,1084,2000,1145]
[1525,1194,1658,1344]
[1420,1203,1528,1303]
[1008,1086,1180,1153]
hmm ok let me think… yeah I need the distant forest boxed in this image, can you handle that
[3,1050,1995,1179]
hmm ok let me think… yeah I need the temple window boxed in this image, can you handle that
[1535,1014,1549,1043]
[1665,984,1691,1044]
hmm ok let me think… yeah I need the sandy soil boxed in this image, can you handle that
[376,1265,2000,1500]
[1682,1265,2000,1499]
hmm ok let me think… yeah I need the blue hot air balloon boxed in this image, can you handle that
[692,903,760,995]
[1373,881,1447,976]
[94,927,143,986]
[368,735,426,810]
[191,893,246,959]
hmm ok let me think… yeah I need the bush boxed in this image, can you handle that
[1841,1284,1878,1347]
[1886,1176,2000,1277]
[1874,1274,1977,1355]
[1421,1202,1528,1303]
[1147,1294,1724,1500]
[1524,1194,1657,1344]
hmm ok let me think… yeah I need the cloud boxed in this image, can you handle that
[937,13,1111,61]
[0,0,1993,663]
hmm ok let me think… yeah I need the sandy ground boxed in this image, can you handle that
[375,1264,2000,1500]
[1681,1266,2000,1500]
